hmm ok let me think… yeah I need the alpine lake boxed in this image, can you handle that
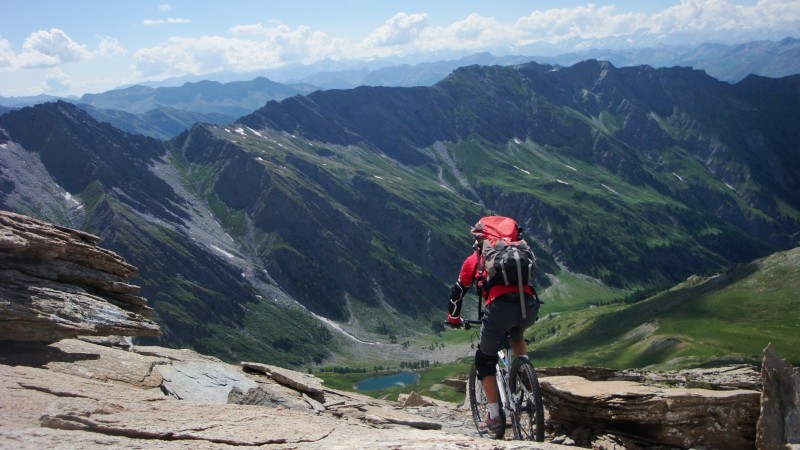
[353,370,420,391]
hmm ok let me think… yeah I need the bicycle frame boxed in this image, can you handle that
[494,338,515,423]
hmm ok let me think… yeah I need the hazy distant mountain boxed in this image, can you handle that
[79,77,314,117]
[295,37,800,88]
[1,60,798,367]
[0,94,65,108]
[680,37,800,81]
[291,53,534,89]
[76,104,235,139]
[536,37,800,82]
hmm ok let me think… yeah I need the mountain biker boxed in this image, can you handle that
[446,218,540,437]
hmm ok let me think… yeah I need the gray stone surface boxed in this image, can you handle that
[157,360,258,403]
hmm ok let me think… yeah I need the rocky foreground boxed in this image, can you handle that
[2,336,798,450]
[2,337,564,449]
[1,209,799,449]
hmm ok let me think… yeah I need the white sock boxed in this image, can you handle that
[488,403,500,420]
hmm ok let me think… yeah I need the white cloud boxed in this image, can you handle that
[271,25,341,61]
[362,12,428,48]
[511,0,800,46]
[117,1,800,82]
[228,23,267,35]
[96,36,128,57]
[142,17,191,26]
[134,35,275,78]
[652,0,800,33]
[515,5,647,43]
[351,1,800,59]
[133,24,345,79]
[42,69,71,93]
[17,28,91,68]
[653,0,747,33]
[0,30,127,72]
[0,37,14,68]
[158,3,172,12]
[417,14,511,53]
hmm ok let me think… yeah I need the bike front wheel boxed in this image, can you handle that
[468,363,506,439]
[508,357,545,441]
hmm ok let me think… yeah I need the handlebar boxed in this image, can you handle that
[444,318,482,330]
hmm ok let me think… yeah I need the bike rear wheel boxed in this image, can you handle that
[508,358,545,441]
[468,363,506,439]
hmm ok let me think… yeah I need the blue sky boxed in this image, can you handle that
[1,0,798,97]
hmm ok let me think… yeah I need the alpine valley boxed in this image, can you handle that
[1,59,798,370]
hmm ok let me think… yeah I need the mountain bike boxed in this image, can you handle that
[453,318,545,441]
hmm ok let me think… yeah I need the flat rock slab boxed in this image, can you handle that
[44,339,166,388]
[157,360,258,403]
[41,397,338,446]
[242,361,325,396]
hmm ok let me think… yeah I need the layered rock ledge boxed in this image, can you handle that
[541,375,760,449]
[0,210,159,341]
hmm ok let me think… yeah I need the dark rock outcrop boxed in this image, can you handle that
[0,210,160,341]
[757,344,800,450]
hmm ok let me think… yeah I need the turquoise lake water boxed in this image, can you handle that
[353,370,420,391]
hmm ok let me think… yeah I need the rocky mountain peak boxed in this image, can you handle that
[0,102,189,223]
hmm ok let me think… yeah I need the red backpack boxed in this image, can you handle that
[471,216,535,317]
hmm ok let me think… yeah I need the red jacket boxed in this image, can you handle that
[457,252,534,305]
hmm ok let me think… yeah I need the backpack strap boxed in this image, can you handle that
[513,246,527,319]
[471,244,485,320]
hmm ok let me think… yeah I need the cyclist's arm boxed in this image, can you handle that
[448,253,478,317]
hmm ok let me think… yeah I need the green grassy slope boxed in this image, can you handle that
[529,247,800,369]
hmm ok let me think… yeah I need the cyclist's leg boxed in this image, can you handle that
[475,348,499,403]
[474,347,503,435]
[510,337,527,359]
[508,294,540,358]
[481,373,499,404]
[477,299,518,421]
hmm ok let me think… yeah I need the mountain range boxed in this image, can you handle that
[1,58,798,368]
[1,38,798,143]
